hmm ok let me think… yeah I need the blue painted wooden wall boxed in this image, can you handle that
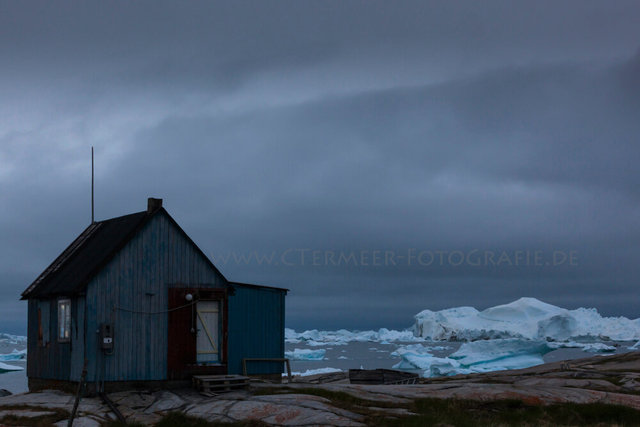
[84,211,226,382]
[75,210,286,383]
[227,284,286,375]
[26,296,84,381]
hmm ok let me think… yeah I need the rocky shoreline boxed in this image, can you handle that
[1,351,639,426]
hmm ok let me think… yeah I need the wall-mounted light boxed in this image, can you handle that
[185,293,193,301]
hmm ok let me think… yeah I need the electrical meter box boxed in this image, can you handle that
[100,323,113,351]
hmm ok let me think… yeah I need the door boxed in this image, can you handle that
[196,300,220,364]
[168,288,228,379]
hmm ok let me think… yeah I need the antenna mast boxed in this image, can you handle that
[91,146,95,224]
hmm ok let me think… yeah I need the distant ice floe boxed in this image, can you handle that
[0,333,27,346]
[0,349,27,361]
[0,361,23,373]
[286,367,343,377]
[285,348,326,361]
[548,341,616,353]
[413,297,640,342]
[285,327,423,346]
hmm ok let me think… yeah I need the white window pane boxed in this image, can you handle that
[58,299,71,341]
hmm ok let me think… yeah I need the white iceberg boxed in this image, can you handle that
[285,367,342,377]
[450,339,551,366]
[390,343,434,358]
[0,333,27,345]
[0,349,27,361]
[0,361,24,373]
[391,344,446,371]
[285,348,326,361]
[284,327,423,346]
[413,297,640,342]
[377,328,424,342]
[393,339,553,377]
[284,328,301,343]
[426,345,451,351]
[548,341,616,353]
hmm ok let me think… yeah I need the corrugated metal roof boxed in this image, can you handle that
[21,211,150,299]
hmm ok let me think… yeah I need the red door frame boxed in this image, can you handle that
[167,287,228,380]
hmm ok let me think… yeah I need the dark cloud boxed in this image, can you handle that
[1,1,639,334]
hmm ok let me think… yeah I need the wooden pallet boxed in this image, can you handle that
[192,374,250,393]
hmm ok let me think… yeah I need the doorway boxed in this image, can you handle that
[196,300,220,364]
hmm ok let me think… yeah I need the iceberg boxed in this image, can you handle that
[413,297,640,342]
[537,314,578,341]
[548,341,616,353]
[285,348,326,361]
[284,327,423,346]
[390,343,436,358]
[391,344,447,371]
[0,349,27,361]
[413,306,485,341]
[450,339,551,366]
[567,308,640,341]
[429,345,451,351]
[393,339,553,377]
[377,328,424,342]
[0,333,27,345]
[0,361,23,373]
[286,367,342,377]
[284,328,301,343]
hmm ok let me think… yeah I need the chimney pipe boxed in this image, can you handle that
[147,198,163,213]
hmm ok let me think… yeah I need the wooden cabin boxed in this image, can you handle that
[21,198,287,392]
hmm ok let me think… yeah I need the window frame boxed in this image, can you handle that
[57,298,71,342]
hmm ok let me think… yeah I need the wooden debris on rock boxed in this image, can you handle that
[349,369,419,385]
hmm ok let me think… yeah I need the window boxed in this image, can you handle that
[57,299,71,342]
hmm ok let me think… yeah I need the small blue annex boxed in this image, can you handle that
[21,198,287,391]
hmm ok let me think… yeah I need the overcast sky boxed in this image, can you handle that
[1,1,639,334]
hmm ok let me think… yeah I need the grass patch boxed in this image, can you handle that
[155,411,268,427]
[382,398,640,426]
[123,399,640,427]
[0,404,69,426]
[252,386,640,426]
